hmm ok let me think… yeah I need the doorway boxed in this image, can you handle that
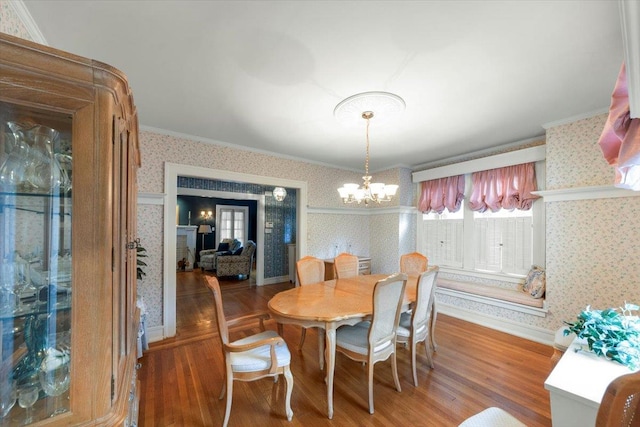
[163,163,308,339]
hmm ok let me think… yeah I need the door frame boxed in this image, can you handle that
[163,162,307,338]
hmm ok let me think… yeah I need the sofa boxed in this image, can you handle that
[199,238,242,271]
[216,240,256,279]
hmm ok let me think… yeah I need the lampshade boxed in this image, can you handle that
[198,224,212,234]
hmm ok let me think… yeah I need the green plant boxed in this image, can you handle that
[564,303,640,370]
[136,244,147,280]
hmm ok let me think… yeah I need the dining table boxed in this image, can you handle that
[267,273,418,419]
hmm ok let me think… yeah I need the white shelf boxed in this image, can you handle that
[532,185,640,202]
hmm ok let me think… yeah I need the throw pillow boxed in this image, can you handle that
[217,242,229,252]
[523,265,546,298]
[232,247,244,255]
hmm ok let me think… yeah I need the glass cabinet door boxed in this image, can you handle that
[0,101,72,423]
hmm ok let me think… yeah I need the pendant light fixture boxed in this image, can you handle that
[335,91,404,205]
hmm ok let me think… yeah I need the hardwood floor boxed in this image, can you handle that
[138,270,554,426]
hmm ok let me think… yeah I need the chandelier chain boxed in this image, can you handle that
[364,115,370,178]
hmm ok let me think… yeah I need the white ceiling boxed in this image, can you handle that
[22,1,623,172]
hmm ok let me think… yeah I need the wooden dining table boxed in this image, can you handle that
[267,273,417,419]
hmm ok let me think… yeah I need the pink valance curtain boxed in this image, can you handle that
[468,162,539,212]
[598,63,640,190]
[418,175,464,214]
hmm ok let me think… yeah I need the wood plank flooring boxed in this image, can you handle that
[137,270,554,426]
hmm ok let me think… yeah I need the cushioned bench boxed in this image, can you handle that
[437,278,544,308]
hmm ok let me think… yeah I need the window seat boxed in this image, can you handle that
[436,278,545,308]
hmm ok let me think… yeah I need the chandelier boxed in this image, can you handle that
[335,92,404,205]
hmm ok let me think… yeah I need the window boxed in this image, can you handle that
[216,206,248,245]
[422,201,464,268]
[418,170,544,279]
[473,208,532,275]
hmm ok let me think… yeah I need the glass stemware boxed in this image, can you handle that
[17,385,38,424]
[0,121,32,191]
[38,347,69,417]
[0,380,16,420]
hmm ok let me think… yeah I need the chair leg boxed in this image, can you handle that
[298,328,307,351]
[391,351,402,393]
[219,375,226,400]
[424,338,435,369]
[222,374,234,427]
[368,359,375,414]
[430,302,438,351]
[411,338,419,387]
[283,366,294,421]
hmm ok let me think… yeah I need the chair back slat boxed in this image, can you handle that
[296,256,325,286]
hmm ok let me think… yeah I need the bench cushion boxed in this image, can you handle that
[437,278,544,308]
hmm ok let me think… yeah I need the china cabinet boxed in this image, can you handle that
[0,33,140,425]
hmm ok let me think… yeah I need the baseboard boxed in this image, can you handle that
[146,325,165,343]
[437,302,555,346]
[262,275,290,285]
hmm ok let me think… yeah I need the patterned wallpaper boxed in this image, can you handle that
[546,114,614,190]
[543,114,640,330]
[0,1,32,40]
[136,204,164,327]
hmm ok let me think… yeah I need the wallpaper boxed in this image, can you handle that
[543,115,640,330]
[546,114,614,190]
[136,204,164,327]
[306,213,370,260]
[0,1,32,40]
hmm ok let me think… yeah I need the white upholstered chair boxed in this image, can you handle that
[335,273,407,414]
[400,251,439,352]
[396,266,439,386]
[295,256,325,351]
[458,407,526,427]
[333,252,359,279]
[205,276,294,427]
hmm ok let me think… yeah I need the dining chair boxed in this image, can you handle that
[399,252,438,352]
[333,252,359,279]
[459,369,640,427]
[295,256,325,350]
[399,252,428,275]
[595,369,640,426]
[335,273,407,414]
[204,276,294,427]
[396,266,439,386]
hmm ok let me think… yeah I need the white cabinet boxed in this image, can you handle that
[544,338,637,426]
